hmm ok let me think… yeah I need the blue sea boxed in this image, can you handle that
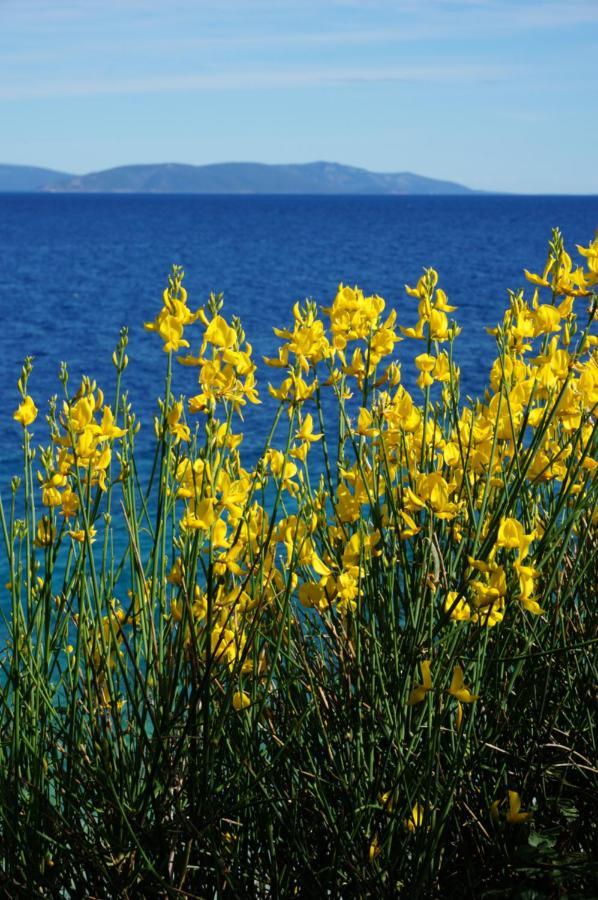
[1,193,596,489]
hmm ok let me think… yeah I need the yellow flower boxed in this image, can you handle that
[414,352,436,373]
[269,373,316,405]
[299,582,328,611]
[266,449,298,494]
[576,233,598,283]
[447,666,479,703]
[506,791,532,824]
[217,472,251,519]
[413,472,460,520]
[399,510,421,539]
[495,517,535,560]
[167,400,191,443]
[443,591,471,621]
[429,309,450,341]
[524,266,551,289]
[159,314,190,353]
[13,395,38,427]
[405,268,438,300]
[336,569,359,615]
[34,517,55,547]
[146,308,191,352]
[294,413,322,444]
[383,386,421,432]
[289,442,310,462]
[369,833,381,862]
[210,625,239,668]
[514,560,544,615]
[167,558,185,586]
[434,288,457,312]
[41,472,68,508]
[204,314,237,350]
[408,659,433,705]
[324,283,386,348]
[60,488,79,519]
[232,691,251,711]
[400,319,426,340]
[469,562,506,628]
[94,406,126,441]
[531,304,561,336]
[433,352,454,383]
[180,498,216,531]
[311,552,333,577]
[270,302,332,370]
[379,790,394,812]
[68,525,97,544]
[356,407,378,437]
[341,530,380,568]
[406,803,426,832]
[526,244,592,296]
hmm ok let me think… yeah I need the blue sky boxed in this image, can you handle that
[1,0,596,193]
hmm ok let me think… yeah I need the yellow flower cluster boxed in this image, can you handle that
[14,231,596,726]
[144,234,596,673]
[144,265,201,352]
[19,378,127,528]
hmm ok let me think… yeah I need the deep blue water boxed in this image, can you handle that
[1,193,596,487]
[0,194,596,635]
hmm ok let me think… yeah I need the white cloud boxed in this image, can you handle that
[0,61,519,101]
[3,0,598,29]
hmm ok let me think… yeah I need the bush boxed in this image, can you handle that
[1,229,597,897]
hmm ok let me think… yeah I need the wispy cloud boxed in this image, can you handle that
[0,61,521,101]
[0,26,443,67]
[3,4,595,69]
[3,0,598,29]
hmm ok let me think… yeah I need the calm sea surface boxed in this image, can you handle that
[1,193,596,487]
[0,194,596,631]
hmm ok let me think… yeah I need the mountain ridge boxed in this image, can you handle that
[0,164,73,192]
[0,161,479,194]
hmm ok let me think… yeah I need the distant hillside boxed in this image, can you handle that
[0,164,73,192]
[0,161,478,195]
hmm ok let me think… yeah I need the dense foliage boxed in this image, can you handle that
[1,229,597,897]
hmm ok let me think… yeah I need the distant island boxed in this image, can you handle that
[0,161,479,195]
